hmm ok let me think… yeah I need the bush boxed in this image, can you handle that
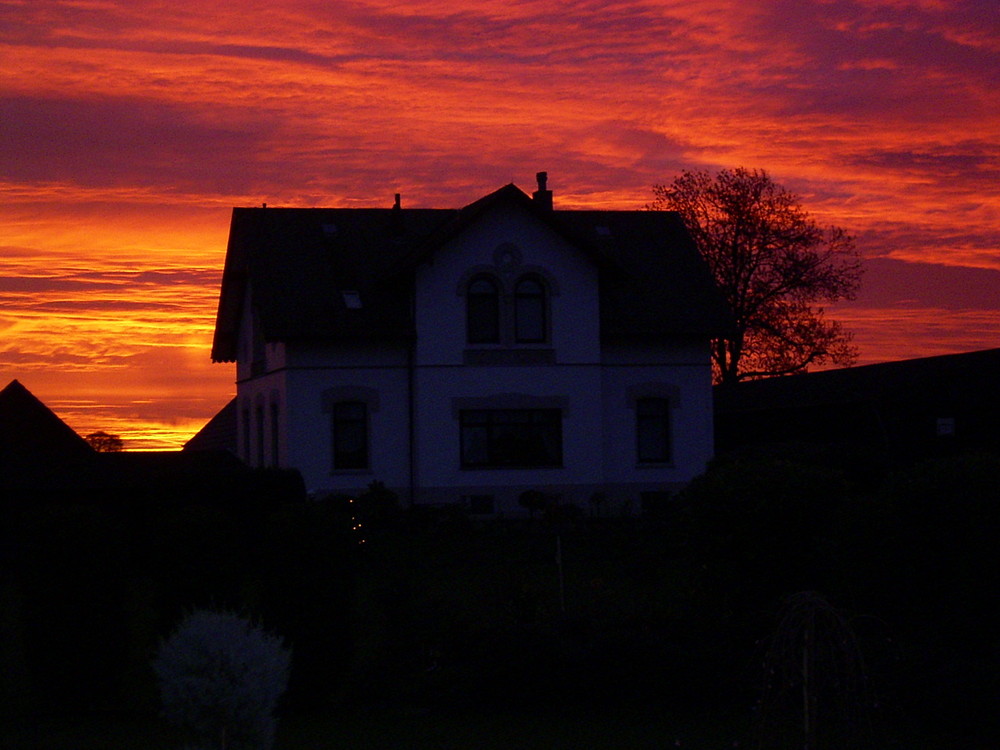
[14,503,131,713]
[679,457,847,597]
[153,610,291,750]
[355,480,401,529]
[855,454,1000,732]
[257,501,355,707]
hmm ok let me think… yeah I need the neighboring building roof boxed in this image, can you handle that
[0,379,94,464]
[714,348,1000,457]
[212,181,731,361]
[184,397,237,453]
[0,381,303,508]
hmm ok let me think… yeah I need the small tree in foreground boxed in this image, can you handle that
[650,168,862,384]
[756,592,878,750]
[153,610,291,750]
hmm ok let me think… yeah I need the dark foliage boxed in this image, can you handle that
[13,504,131,714]
[650,168,862,383]
[84,431,123,452]
[3,454,998,745]
[678,456,847,607]
[840,454,1000,735]
[256,499,355,708]
[354,480,402,530]
[1,468,324,721]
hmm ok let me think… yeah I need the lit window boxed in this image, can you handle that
[460,409,562,468]
[636,397,671,464]
[514,276,546,343]
[467,276,500,343]
[332,401,368,470]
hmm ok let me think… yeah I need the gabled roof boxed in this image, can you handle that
[558,208,727,341]
[184,397,237,453]
[395,183,618,274]
[0,379,94,464]
[212,181,731,361]
[213,205,453,361]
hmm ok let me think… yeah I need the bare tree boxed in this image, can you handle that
[650,168,862,385]
[85,430,123,452]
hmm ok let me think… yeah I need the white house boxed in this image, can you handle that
[210,174,730,515]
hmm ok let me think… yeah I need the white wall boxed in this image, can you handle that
[413,203,601,366]
[408,202,610,511]
[232,201,716,513]
[282,343,411,496]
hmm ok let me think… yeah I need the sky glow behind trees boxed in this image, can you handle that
[2,0,998,448]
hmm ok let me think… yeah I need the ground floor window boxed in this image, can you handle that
[460,408,562,468]
[636,397,671,463]
[332,400,369,470]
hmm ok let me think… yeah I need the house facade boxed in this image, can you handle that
[211,175,730,514]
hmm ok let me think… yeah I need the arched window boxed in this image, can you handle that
[466,275,500,343]
[514,275,546,343]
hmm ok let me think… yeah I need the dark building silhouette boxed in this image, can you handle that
[184,397,237,454]
[0,379,93,462]
[714,348,1000,464]
[1,379,303,509]
[207,175,731,513]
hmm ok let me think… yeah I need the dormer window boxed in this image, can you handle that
[514,275,547,343]
[467,275,500,344]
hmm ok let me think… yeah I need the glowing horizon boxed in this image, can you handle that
[2,0,998,449]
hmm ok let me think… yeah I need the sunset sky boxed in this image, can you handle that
[2,0,998,449]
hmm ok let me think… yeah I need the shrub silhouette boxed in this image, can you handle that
[154,609,290,750]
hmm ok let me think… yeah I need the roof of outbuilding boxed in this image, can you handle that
[0,379,94,463]
[212,182,731,361]
[183,397,238,453]
[714,347,1000,415]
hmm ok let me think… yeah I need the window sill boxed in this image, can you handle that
[463,348,555,366]
[460,464,564,471]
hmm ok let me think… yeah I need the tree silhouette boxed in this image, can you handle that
[85,431,123,452]
[650,168,862,384]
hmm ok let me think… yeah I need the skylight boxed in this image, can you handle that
[342,291,362,309]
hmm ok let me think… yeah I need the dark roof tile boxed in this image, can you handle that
[213,183,730,360]
[183,397,238,453]
[0,379,94,463]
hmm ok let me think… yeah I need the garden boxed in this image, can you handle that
[2,450,998,748]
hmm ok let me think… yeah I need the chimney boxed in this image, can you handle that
[532,171,553,210]
[391,192,404,236]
